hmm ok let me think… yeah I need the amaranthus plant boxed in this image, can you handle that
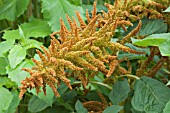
[19,0,170,113]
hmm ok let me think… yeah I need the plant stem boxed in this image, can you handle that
[27,0,33,19]
[18,104,28,107]
[89,81,112,90]
[118,74,140,80]
[72,81,112,90]
[33,0,39,18]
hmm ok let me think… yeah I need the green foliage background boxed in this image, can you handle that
[0,0,170,113]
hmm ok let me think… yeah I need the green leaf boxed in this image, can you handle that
[62,89,77,102]
[0,77,10,87]
[163,100,170,113]
[3,19,51,40]
[68,0,82,6]
[132,76,170,113]
[75,100,88,113]
[124,19,167,37]
[132,33,170,56]
[29,85,54,106]
[131,108,145,113]
[0,77,16,88]
[0,0,29,21]
[0,40,15,56]
[57,83,68,96]
[0,56,8,75]
[56,101,74,111]
[132,33,170,46]
[103,105,123,113]
[20,19,51,38]
[86,91,101,101]
[159,40,170,56]
[7,59,34,86]
[2,30,22,40]
[109,79,130,104]
[41,0,85,31]
[138,19,167,36]
[28,95,50,112]
[118,44,149,60]
[8,45,27,68]
[4,90,20,113]
[0,87,13,112]
[24,39,43,50]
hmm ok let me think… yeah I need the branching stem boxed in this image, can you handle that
[118,74,140,80]
[72,81,112,90]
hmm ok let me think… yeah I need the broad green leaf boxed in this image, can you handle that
[0,57,8,75]
[163,100,170,113]
[29,85,54,106]
[0,0,29,21]
[0,40,15,56]
[68,0,82,6]
[103,105,123,113]
[57,83,68,96]
[131,108,145,113]
[4,90,20,113]
[0,77,17,88]
[28,95,50,112]
[56,100,74,111]
[124,19,167,37]
[0,87,13,112]
[20,19,51,38]
[109,79,130,104]
[41,0,85,31]
[75,100,88,113]
[62,89,77,102]
[118,44,149,60]
[86,91,101,101]
[138,19,167,36]
[8,45,26,68]
[132,76,170,113]
[132,33,170,46]
[132,33,170,56]
[7,59,34,86]
[24,39,43,50]
[3,19,51,40]
[132,37,166,47]
[0,77,10,87]
[159,40,170,56]
[2,30,22,40]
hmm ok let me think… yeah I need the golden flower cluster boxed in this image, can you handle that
[19,0,168,99]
